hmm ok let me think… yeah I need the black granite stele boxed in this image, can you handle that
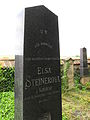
[80,47,88,77]
[15,5,61,120]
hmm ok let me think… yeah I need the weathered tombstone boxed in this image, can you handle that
[80,48,90,85]
[80,47,88,77]
[66,58,74,88]
[15,5,61,120]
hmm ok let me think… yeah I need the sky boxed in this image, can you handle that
[0,0,90,57]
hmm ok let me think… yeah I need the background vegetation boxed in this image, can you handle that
[0,66,14,92]
[0,92,14,120]
[0,66,14,120]
[61,62,90,120]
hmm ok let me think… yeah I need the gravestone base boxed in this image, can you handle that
[80,77,90,85]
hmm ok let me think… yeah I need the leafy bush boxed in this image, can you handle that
[74,68,80,85]
[0,92,14,120]
[74,68,82,90]
[0,66,14,92]
[74,68,90,91]
[61,62,70,93]
[62,113,69,120]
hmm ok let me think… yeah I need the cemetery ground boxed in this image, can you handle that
[62,89,90,120]
[0,89,90,119]
[0,67,90,120]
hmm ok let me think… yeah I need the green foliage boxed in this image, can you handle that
[74,68,86,91]
[74,68,80,85]
[62,62,70,93]
[62,113,69,120]
[0,66,15,92]
[74,68,84,91]
[84,82,90,90]
[74,68,89,91]
[0,92,14,120]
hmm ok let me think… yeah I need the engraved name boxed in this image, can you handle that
[37,67,51,75]
[25,75,60,90]
[25,66,60,90]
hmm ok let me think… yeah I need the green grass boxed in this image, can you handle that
[0,89,90,120]
[0,92,14,120]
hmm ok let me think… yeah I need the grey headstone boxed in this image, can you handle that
[80,47,88,77]
[15,5,61,120]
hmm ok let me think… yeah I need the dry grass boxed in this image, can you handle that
[62,89,90,120]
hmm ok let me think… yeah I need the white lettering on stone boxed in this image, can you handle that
[37,67,51,75]
[25,76,31,90]
[40,29,48,34]
[25,75,60,90]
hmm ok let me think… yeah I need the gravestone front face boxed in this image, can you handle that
[15,5,61,120]
[80,47,88,77]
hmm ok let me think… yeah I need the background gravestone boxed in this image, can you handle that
[15,5,61,120]
[80,47,88,77]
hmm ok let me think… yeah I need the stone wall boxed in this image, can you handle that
[0,56,90,86]
[0,56,15,67]
[61,57,90,86]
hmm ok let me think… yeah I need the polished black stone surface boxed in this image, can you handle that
[15,5,61,120]
[80,47,88,77]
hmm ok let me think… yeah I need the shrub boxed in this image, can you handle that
[62,113,69,120]
[74,68,89,90]
[0,66,15,92]
[0,92,14,120]
[61,62,70,93]
[74,68,80,84]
